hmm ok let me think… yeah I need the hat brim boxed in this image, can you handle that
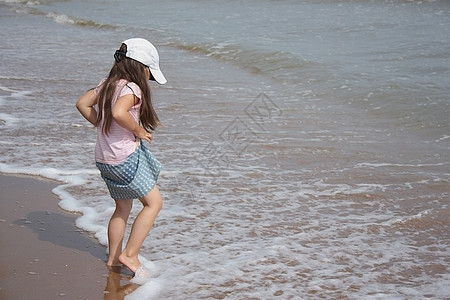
[149,67,167,85]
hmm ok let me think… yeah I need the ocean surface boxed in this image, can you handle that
[1,0,449,298]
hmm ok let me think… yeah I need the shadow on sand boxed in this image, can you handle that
[14,211,139,299]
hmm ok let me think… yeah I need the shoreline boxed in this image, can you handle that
[0,173,139,299]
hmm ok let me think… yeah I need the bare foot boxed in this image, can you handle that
[106,259,122,267]
[107,262,123,267]
[118,253,140,273]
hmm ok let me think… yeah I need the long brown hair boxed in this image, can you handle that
[95,43,161,135]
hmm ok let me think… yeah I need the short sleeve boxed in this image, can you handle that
[119,82,142,105]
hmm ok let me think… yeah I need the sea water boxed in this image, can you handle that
[1,0,449,298]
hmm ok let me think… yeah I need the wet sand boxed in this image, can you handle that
[0,174,139,299]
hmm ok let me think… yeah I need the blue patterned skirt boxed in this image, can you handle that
[96,142,162,200]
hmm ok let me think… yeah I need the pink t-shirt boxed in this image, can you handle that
[94,79,142,164]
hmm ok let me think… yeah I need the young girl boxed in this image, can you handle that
[76,38,166,278]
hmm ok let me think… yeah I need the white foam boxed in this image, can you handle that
[436,135,450,142]
[127,277,164,299]
[386,209,432,226]
[46,12,75,25]
[1,0,28,3]
[0,162,99,213]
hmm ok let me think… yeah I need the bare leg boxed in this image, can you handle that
[107,199,133,267]
[119,186,162,272]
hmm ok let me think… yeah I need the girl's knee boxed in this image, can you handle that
[155,197,163,211]
[140,186,163,210]
[150,193,163,212]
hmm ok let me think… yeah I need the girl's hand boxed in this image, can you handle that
[134,127,153,144]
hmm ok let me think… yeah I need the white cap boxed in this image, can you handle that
[122,38,167,84]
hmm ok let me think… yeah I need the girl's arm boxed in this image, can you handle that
[112,94,154,144]
[76,89,98,126]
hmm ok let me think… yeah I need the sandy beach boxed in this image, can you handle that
[0,174,139,299]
